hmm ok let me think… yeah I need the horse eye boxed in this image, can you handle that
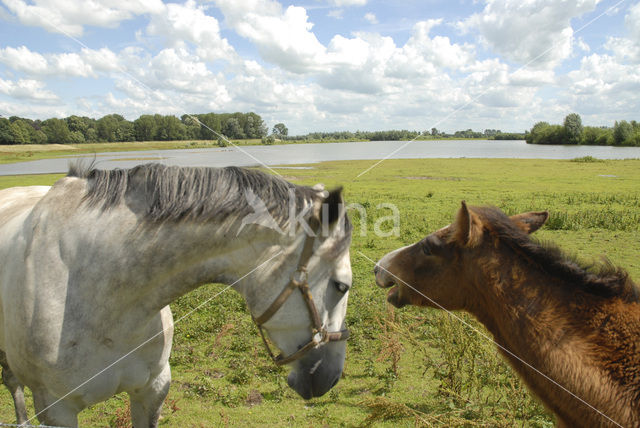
[422,235,442,255]
[332,280,350,293]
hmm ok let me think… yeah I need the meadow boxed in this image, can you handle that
[0,157,638,427]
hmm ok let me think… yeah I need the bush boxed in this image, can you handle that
[526,122,565,145]
[261,135,275,145]
[582,127,613,146]
[570,156,603,163]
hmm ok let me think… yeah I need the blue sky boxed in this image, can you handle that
[0,0,638,134]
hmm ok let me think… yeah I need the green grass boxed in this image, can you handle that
[1,158,639,427]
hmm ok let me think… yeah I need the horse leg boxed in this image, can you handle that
[129,363,171,428]
[0,350,27,424]
[32,389,79,428]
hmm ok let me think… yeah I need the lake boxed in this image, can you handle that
[2,139,640,176]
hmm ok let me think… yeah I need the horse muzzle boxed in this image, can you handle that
[375,260,408,308]
[286,341,346,399]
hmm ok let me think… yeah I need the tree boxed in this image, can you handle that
[222,117,244,139]
[563,113,583,144]
[613,120,633,145]
[134,115,158,141]
[195,113,222,139]
[42,118,71,144]
[181,114,201,139]
[244,112,267,138]
[97,114,121,142]
[97,114,133,142]
[66,115,91,135]
[69,131,85,143]
[272,123,288,137]
[10,120,32,144]
[0,118,15,144]
[155,115,186,141]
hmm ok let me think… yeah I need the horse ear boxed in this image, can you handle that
[510,211,549,234]
[452,201,483,247]
[321,186,344,226]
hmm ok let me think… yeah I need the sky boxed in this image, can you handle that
[0,0,638,135]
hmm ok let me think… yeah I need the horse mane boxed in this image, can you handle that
[67,162,316,226]
[474,206,639,303]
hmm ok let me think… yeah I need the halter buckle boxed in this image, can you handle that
[312,328,328,345]
[292,269,308,286]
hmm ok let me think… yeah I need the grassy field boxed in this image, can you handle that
[0,157,639,427]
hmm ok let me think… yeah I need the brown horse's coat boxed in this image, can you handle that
[375,202,640,427]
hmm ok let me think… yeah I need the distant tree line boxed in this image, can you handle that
[284,128,525,142]
[526,113,640,146]
[0,111,531,145]
[0,112,268,145]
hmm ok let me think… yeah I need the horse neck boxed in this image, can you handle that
[464,251,634,424]
[467,251,581,354]
[120,218,297,311]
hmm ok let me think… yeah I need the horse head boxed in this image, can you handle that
[374,201,548,310]
[242,186,352,399]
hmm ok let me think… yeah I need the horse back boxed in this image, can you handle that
[0,186,51,348]
[0,186,51,225]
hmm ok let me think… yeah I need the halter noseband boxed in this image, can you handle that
[252,204,350,366]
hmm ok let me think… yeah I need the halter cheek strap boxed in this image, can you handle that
[252,207,350,366]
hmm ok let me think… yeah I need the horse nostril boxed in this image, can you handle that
[373,265,379,275]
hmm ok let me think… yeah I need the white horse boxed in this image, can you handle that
[0,185,50,425]
[0,163,352,427]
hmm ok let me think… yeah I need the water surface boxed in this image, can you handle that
[1,140,639,176]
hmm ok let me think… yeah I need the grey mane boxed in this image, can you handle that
[68,162,316,225]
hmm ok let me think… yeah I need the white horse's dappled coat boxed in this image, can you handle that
[0,164,352,427]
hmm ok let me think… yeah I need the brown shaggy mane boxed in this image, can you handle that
[475,206,639,303]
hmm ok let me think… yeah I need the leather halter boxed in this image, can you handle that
[252,207,350,366]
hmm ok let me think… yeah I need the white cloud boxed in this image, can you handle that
[214,0,326,73]
[0,46,49,74]
[405,20,474,70]
[604,3,640,63]
[0,46,120,77]
[0,100,69,118]
[148,48,212,91]
[146,0,237,63]
[108,47,232,113]
[1,0,164,36]
[564,53,640,121]
[0,77,58,101]
[384,19,475,82]
[508,69,556,87]
[327,9,343,19]
[460,0,601,69]
[364,12,377,24]
[575,37,590,53]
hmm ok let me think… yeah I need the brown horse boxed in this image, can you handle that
[374,202,640,427]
